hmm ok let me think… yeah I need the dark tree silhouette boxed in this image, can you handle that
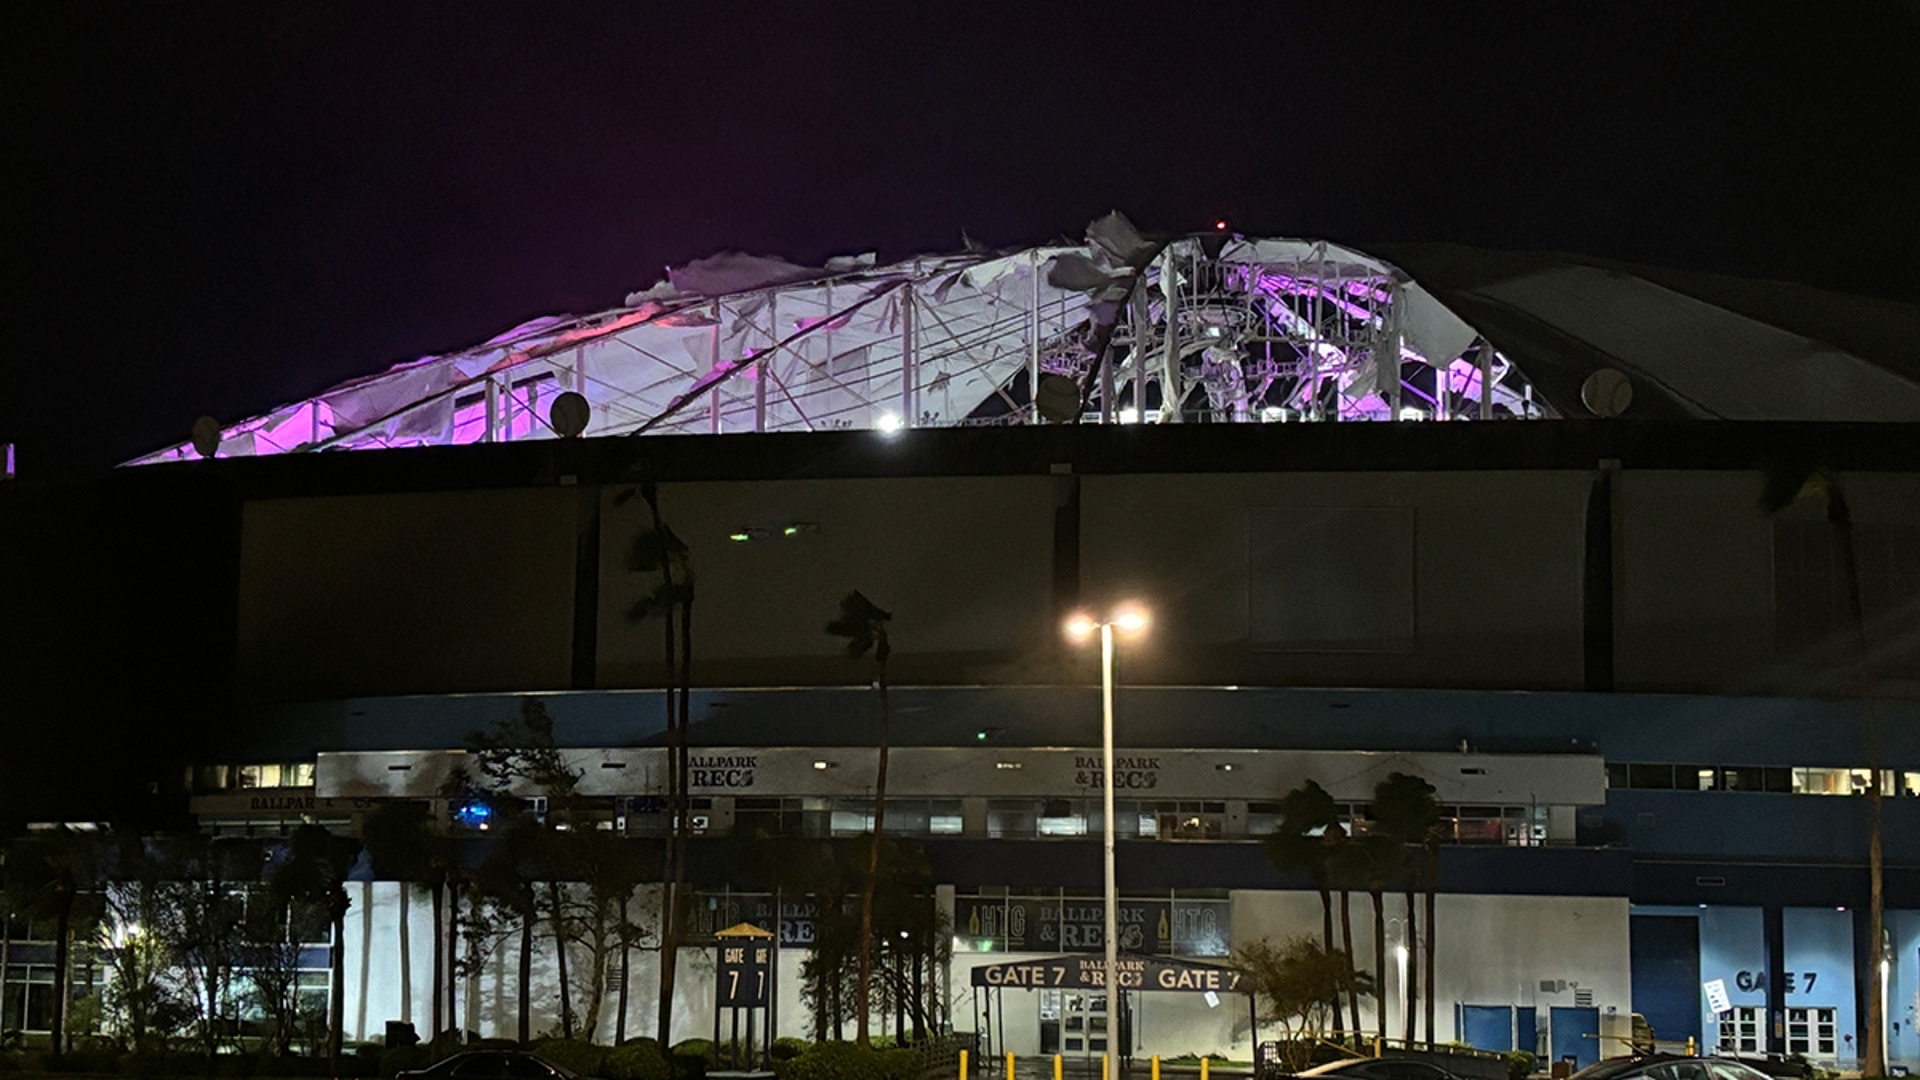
[271,824,362,1070]
[622,479,697,1047]
[826,590,893,1047]
[1761,464,1884,1077]
[1372,772,1439,1047]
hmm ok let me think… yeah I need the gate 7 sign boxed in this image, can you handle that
[718,943,772,1008]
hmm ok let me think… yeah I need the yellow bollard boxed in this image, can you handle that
[960,1050,970,1080]
[1373,1037,1383,1058]
[1008,1053,1016,1079]
[1054,1056,1063,1080]
[1152,1056,1162,1080]
[1200,1058,1210,1080]
[1103,1055,1111,1080]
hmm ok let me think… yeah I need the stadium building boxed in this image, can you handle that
[5,217,1919,1068]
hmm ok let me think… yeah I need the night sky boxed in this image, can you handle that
[6,2,1917,473]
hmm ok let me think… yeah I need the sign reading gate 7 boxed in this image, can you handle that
[717,943,772,1007]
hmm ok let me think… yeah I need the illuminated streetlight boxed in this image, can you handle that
[1063,604,1150,1054]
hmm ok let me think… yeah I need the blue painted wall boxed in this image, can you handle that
[1699,907,1768,1048]
[1784,907,1858,1066]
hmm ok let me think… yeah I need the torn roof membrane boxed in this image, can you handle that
[126,217,1920,465]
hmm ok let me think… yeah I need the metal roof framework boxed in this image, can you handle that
[128,216,1550,465]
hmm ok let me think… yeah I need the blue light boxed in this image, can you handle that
[454,801,494,828]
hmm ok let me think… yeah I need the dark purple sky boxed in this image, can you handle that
[6,2,1917,473]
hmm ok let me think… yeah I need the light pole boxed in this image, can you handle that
[1066,604,1149,1060]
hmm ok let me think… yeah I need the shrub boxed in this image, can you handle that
[671,1051,707,1080]
[534,1038,611,1078]
[1505,1050,1538,1080]
[774,1041,925,1080]
[606,1039,673,1080]
[771,1038,810,1062]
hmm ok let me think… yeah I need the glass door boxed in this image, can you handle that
[1061,991,1110,1056]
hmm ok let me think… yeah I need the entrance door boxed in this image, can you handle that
[1061,991,1110,1056]
[1549,1006,1601,1071]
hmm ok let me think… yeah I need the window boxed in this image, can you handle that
[987,800,1038,838]
[1150,802,1224,840]
[285,762,316,787]
[1628,764,1675,789]
[826,799,964,837]
[1690,767,1721,791]
[1792,768,1867,795]
[1247,801,1285,836]
[1717,1006,1761,1053]
[237,763,282,788]
[1785,1006,1836,1056]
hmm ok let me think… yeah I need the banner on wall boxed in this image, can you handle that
[955,895,1230,956]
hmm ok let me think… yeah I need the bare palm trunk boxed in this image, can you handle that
[1403,888,1418,1045]
[330,904,347,1070]
[1370,888,1386,1045]
[1422,851,1437,1050]
[51,899,71,1057]
[447,880,461,1040]
[1319,883,1342,1044]
[616,892,631,1045]
[431,883,444,1043]
[1340,890,1361,1044]
[519,904,534,1043]
[399,886,413,1030]
[856,661,891,1047]
[551,880,575,1038]
[1832,497,1886,1078]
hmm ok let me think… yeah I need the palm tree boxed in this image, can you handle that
[826,589,893,1048]
[1761,465,1884,1077]
[1263,780,1347,1043]
[623,479,697,1047]
[361,801,446,1041]
[2,827,98,1057]
[1334,833,1403,1046]
[1372,773,1439,1046]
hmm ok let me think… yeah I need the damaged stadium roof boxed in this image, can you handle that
[128,213,1920,465]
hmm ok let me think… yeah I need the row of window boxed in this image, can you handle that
[191,762,316,790]
[707,797,1553,845]
[1607,764,1920,796]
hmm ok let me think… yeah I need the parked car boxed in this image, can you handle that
[1570,1055,1787,1080]
[396,1050,579,1079]
[1275,1058,1466,1080]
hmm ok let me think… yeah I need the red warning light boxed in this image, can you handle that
[1214,220,1228,231]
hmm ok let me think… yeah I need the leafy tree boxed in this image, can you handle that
[1760,464,1885,1077]
[467,698,587,1040]
[826,590,893,1047]
[1235,936,1373,1072]
[271,824,362,1068]
[97,855,196,1054]
[1373,772,1440,1047]
[562,829,649,1042]
[150,833,261,1062]
[622,479,697,1048]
